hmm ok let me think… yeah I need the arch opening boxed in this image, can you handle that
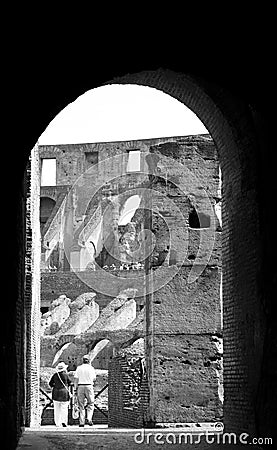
[24,72,261,437]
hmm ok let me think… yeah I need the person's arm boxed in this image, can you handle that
[49,374,55,388]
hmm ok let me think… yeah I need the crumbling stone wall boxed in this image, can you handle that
[40,289,140,369]
[41,269,145,308]
[145,136,223,423]
[86,288,137,333]
[39,134,222,425]
[40,294,71,335]
[54,292,99,336]
[38,136,219,277]
[108,355,149,428]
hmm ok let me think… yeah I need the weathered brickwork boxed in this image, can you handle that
[152,334,223,423]
[24,145,42,427]
[108,355,150,428]
[139,136,223,424]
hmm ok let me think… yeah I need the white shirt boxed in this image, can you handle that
[74,363,96,385]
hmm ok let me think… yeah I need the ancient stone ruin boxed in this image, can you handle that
[39,134,222,426]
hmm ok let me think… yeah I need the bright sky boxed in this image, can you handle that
[38,84,208,145]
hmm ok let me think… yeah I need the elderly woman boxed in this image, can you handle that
[49,361,71,427]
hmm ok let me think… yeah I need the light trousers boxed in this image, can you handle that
[53,400,69,426]
[77,385,94,425]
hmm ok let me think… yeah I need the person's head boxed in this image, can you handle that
[82,354,90,364]
[56,361,67,372]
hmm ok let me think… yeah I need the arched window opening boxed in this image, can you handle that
[118,195,141,225]
[189,208,211,228]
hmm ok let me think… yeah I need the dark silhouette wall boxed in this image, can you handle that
[2,48,276,449]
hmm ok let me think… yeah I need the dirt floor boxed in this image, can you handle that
[15,424,259,450]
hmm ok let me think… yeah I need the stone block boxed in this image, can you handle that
[152,334,223,422]
[88,289,137,332]
[70,292,96,310]
[152,266,222,334]
[57,302,99,335]
[41,295,71,335]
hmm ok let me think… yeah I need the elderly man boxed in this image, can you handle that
[74,354,96,427]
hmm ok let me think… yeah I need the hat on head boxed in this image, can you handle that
[56,362,67,371]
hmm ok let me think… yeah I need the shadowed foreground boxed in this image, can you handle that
[16,426,263,450]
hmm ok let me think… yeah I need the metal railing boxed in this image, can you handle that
[40,387,53,416]
[40,384,109,420]
[94,384,108,418]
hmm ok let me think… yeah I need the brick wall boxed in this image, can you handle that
[108,355,150,428]
[24,144,42,427]
[10,170,27,448]
[39,137,217,188]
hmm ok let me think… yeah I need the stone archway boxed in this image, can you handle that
[26,69,264,437]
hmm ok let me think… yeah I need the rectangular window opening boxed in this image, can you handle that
[40,158,57,186]
[85,152,98,167]
[126,150,141,172]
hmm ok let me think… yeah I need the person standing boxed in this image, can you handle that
[74,354,96,427]
[49,361,71,427]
